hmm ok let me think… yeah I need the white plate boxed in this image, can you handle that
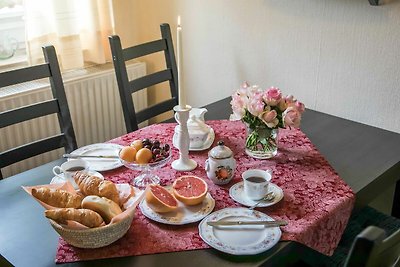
[139,192,215,225]
[69,143,124,171]
[198,207,282,255]
[229,182,284,208]
[50,170,104,190]
[189,127,215,151]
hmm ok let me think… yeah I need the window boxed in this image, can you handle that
[0,0,26,68]
[1,0,114,72]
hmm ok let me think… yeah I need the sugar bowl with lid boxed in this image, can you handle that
[205,141,236,185]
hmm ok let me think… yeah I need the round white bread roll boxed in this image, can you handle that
[81,195,123,224]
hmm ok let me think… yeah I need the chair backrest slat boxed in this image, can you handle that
[109,23,179,133]
[0,64,50,87]
[129,69,172,93]
[0,134,67,168]
[0,45,77,179]
[123,39,167,61]
[136,98,178,124]
[0,100,59,128]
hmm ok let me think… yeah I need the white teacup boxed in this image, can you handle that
[52,159,89,187]
[242,169,272,200]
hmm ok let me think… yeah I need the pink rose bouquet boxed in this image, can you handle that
[230,82,305,158]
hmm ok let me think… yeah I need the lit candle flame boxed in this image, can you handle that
[177,16,181,27]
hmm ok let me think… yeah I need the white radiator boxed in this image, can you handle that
[0,62,147,178]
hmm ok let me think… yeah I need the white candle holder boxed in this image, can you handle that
[172,105,197,171]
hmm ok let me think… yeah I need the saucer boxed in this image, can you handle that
[229,182,283,208]
[189,127,215,151]
[50,170,104,190]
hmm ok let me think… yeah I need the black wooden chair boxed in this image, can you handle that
[301,206,400,266]
[0,45,77,179]
[109,23,179,133]
[345,225,400,267]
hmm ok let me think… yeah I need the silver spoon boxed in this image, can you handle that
[248,191,275,210]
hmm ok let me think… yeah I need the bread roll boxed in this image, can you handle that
[32,187,82,208]
[81,195,122,224]
[45,208,104,228]
[74,172,119,205]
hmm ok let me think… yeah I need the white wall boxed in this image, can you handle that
[125,0,400,133]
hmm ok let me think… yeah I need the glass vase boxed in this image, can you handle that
[244,125,278,159]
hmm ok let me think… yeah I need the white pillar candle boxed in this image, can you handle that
[177,16,186,109]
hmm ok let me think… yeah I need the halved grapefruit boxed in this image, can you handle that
[145,184,178,213]
[172,176,208,206]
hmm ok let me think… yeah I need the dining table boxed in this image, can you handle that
[1,97,400,267]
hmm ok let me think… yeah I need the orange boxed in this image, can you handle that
[135,148,153,164]
[130,140,143,151]
[172,176,208,206]
[119,146,137,163]
[145,184,178,213]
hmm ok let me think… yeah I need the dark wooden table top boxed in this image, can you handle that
[1,97,400,267]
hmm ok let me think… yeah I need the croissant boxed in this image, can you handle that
[32,187,82,208]
[73,172,120,205]
[45,208,104,228]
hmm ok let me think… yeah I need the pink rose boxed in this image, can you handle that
[287,100,305,113]
[263,87,282,106]
[277,98,287,111]
[241,81,250,88]
[247,85,263,99]
[238,82,249,95]
[247,98,264,116]
[230,93,247,120]
[260,110,276,123]
[283,107,302,128]
[285,95,295,104]
[295,101,305,113]
[259,109,279,128]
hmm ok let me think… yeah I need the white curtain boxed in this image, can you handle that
[25,0,114,70]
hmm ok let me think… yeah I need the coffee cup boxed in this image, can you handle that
[242,169,272,200]
[52,159,89,187]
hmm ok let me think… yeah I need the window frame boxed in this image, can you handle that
[0,3,27,71]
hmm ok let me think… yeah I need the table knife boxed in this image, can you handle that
[207,220,288,227]
[63,154,119,159]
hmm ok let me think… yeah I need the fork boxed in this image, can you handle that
[248,191,275,210]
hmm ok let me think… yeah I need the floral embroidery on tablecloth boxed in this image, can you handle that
[56,120,355,263]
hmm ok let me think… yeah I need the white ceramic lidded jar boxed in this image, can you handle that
[205,141,236,185]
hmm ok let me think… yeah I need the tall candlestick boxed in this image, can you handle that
[172,105,197,171]
[177,16,186,108]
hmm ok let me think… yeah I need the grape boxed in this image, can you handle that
[155,155,165,162]
[153,140,160,148]
[163,144,170,152]
[142,138,150,145]
[152,148,161,155]
[144,144,152,150]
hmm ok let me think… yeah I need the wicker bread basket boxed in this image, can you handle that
[49,210,135,248]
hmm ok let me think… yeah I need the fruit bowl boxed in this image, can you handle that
[119,149,172,189]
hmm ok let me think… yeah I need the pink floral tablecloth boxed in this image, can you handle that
[55,120,355,263]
